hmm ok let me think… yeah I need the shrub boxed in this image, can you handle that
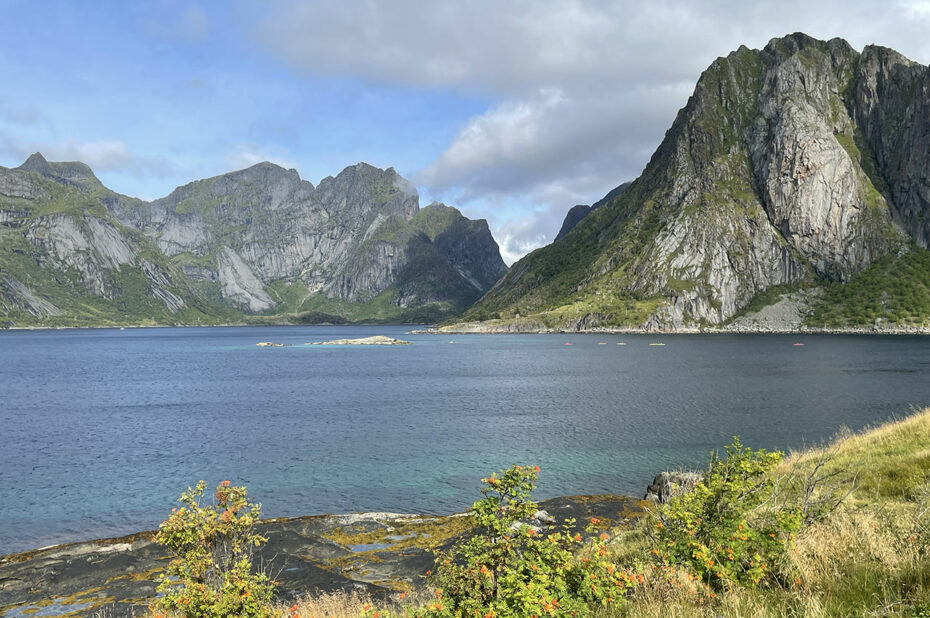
[152,480,277,617]
[652,438,802,589]
[418,464,635,617]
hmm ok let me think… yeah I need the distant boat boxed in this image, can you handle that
[598,342,607,345]
[793,343,805,346]
[564,342,573,346]
[616,342,626,346]
[649,342,666,346]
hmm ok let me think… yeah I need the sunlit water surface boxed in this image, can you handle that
[1,326,928,554]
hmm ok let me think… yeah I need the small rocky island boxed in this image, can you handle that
[308,335,412,345]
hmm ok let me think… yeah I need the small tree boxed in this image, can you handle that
[419,465,635,617]
[152,480,276,617]
[652,438,802,589]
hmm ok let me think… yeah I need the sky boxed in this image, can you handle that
[2,1,930,264]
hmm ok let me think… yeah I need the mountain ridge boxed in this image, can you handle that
[0,156,507,326]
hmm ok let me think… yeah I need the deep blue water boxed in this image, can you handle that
[1,326,929,554]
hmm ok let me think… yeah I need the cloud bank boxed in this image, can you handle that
[257,0,930,263]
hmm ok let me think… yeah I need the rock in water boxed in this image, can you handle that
[308,335,412,345]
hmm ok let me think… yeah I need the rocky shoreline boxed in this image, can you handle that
[422,323,930,335]
[0,495,647,617]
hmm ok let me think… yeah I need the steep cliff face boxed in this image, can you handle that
[105,162,506,320]
[853,46,930,247]
[0,154,219,326]
[466,34,924,329]
[1,155,507,326]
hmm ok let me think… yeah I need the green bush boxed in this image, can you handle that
[417,465,635,617]
[652,438,802,589]
[152,480,277,617]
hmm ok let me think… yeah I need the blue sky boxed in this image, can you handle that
[2,1,930,263]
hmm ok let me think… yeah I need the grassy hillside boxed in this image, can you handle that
[805,247,930,328]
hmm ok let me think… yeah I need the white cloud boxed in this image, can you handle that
[255,0,930,261]
[0,131,179,179]
[226,143,297,171]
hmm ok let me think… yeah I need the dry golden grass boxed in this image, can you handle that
[279,589,377,617]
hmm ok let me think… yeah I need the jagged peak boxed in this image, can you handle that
[231,160,299,178]
[17,152,51,173]
[16,152,101,189]
[420,201,465,219]
[764,32,825,55]
[860,44,921,68]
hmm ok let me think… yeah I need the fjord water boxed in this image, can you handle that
[1,327,929,554]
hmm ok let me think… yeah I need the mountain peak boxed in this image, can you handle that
[17,152,51,174]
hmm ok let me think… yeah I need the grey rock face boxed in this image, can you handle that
[107,162,506,315]
[0,161,203,321]
[0,275,61,318]
[216,246,276,312]
[853,46,930,247]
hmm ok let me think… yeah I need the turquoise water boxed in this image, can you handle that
[1,326,929,554]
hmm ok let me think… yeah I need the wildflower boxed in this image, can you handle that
[599,532,609,540]
[534,465,540,472]
[220,480,231,487]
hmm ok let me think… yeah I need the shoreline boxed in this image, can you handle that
[0,494,647,616]
[3,322,930,335]
[417,324,930,336]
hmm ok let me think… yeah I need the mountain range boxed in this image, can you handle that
[3,33,929,331]
[459,33,930,331]
[0,156,507,327]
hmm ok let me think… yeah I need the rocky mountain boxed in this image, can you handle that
[461,33,930,330]
[0,156,507,326]
[0,154,227,326]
